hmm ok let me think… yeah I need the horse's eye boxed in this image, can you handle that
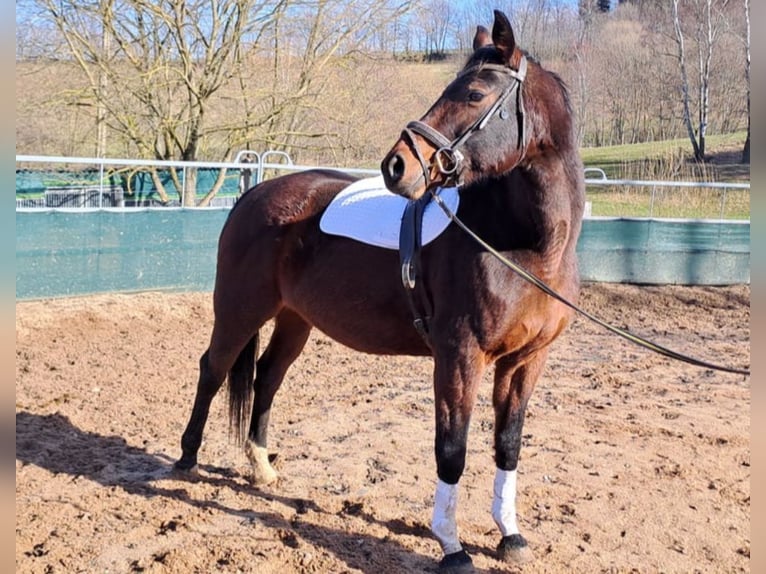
[468,91,485,103]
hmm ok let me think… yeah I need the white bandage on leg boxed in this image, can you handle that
[432,479,463,555]
[491,468,520,536]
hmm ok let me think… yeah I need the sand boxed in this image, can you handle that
[16,283,750,573]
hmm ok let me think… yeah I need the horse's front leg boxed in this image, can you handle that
[431,347,486,573]
[491,350,549,565]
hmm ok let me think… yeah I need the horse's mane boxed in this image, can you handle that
[547,70,573,117]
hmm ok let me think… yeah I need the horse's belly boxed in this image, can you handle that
[309,313,431,356]
[281,239,431,356]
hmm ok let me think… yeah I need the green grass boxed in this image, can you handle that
[586,186,750,220]
[580,131,747,170]
[580,131,750,219]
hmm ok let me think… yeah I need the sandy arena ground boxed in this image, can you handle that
[16,283,750,573]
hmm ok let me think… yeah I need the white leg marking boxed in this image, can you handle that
[244,441,278,485]
[491,468,520,537]
[431,479,463,555]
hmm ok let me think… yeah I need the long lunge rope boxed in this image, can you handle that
[428,190,750,377]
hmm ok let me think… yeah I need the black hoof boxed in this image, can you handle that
[173,456,198,473]
[439,549,473,573]
[497,533,534,564]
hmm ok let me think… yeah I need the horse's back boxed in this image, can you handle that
[215,169,356,272]
[211,170,356,322]
[225,169,357,230]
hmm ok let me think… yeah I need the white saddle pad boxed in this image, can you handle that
[319,175,459,250]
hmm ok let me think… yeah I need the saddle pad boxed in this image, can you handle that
[319,175,459,250]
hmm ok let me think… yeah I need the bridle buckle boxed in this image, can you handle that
[434,147,463,176]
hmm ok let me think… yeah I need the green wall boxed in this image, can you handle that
[578,218,750,284]
[16,209,228,299]
[16,210,750,300]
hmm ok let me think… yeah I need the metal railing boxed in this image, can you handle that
[583,177,750,220]
[16,154,750,220]
[15,153,379,210]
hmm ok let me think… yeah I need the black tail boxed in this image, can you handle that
[228,334,258,445]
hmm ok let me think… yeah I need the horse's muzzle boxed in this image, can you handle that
[381,141,428,200]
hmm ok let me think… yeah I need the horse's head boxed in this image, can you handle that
[382,10,530,200]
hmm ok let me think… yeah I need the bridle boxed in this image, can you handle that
[400,55,528,190]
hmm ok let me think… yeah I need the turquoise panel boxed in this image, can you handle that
[576,218,750,285]
[16,211,750,300]
[16,209,229,299]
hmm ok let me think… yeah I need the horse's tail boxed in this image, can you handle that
[228,334,258,445]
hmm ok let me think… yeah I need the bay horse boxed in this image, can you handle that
[175,10,584,572]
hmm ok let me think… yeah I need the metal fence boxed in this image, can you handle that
[16,153,750,220]
[582,168,750,220]
[15,153,378,210]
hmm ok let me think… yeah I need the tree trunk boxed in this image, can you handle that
[742,0,750,164]
[672,0,702,162]
[696,0,715,161]
[742,126,750,164]
[183,168,198,207]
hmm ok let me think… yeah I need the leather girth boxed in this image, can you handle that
[399,193,434,345]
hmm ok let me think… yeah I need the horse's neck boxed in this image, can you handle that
[457,159,581,263]
[457,172,544,251]
[521,141,585,276]
[455,66,583,273]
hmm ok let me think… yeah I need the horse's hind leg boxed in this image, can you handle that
[491,349,549,565]
[244,308,311,485]
[175,323,260,473]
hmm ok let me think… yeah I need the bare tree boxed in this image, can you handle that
[417,0,457,58]
[672,0,701,160]
[31,0,417,205]
[35,0,286,205]
[741,0,749,163]
[234,0,418,162]
[17,0,749,173]
[671,0,732,161]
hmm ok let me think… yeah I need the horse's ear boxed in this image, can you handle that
[473,25,491,51]
[491,10,517,63]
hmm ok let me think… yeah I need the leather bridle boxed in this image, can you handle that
[400,56,528,190]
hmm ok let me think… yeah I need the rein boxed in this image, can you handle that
[425,188,750,377]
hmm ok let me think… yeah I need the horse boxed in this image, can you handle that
[175,10,584,572]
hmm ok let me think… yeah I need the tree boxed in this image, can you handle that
[31,0,417,205]
[35,0,287,205]
[17,0,749,171]
[417,0,457,59]
[672,0,700,159]
[671,0,732,162]
[741,0,749,163]
[579,0,598,23]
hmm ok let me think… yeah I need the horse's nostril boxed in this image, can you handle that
[387,154,405,183]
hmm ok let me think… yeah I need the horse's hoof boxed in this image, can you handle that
[439,549,474,573]
[173,457,199,474]
[497,534,535,564]
[250,466,278,486]
[245,442,279,485]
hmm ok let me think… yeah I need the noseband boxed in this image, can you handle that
[401,56,528,189]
